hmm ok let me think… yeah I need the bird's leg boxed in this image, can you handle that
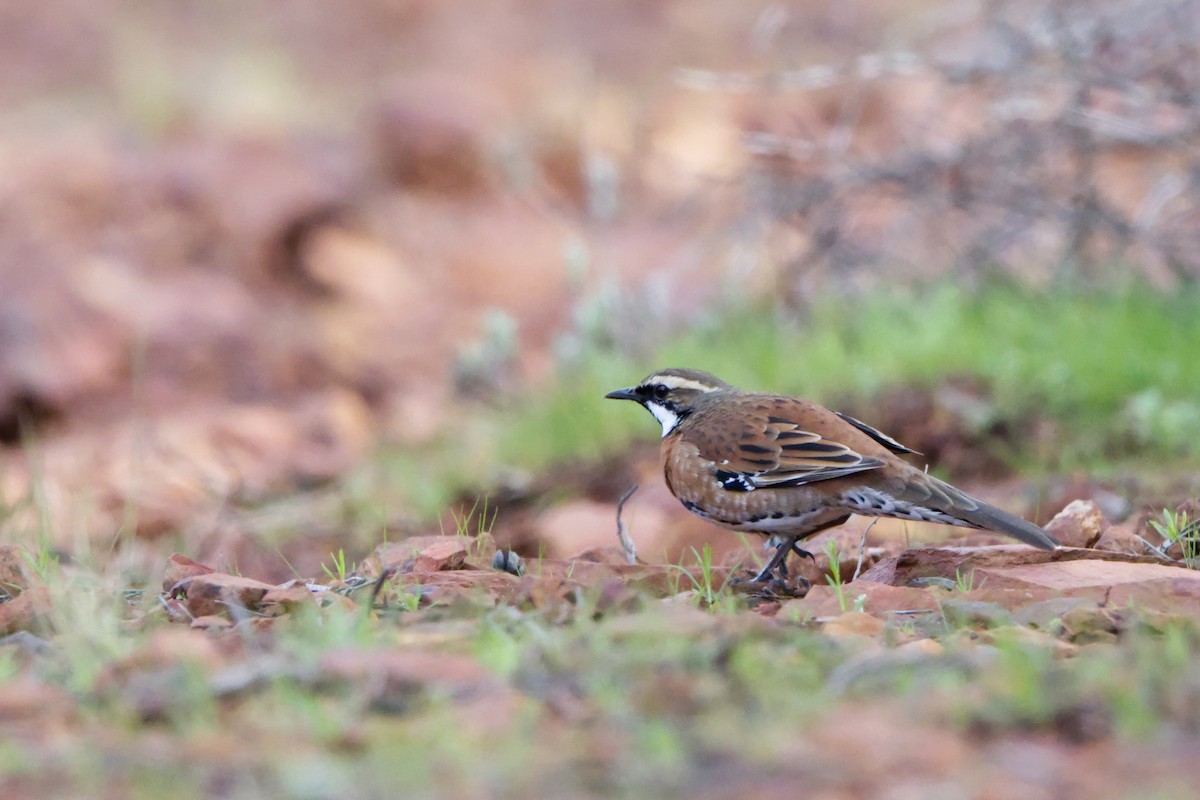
[748,514,852,584]
[752,536,799,583]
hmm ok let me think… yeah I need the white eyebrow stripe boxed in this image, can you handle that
[649,376,717,392]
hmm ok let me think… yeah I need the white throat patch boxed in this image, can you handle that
[645,401,681,437]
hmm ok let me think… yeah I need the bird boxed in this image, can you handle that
[605,368,1058,584]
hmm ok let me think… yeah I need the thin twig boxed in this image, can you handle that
[1134,535,1174,562]
[616,483,639,565]
[158,592,193,622]
[853,518,879,581]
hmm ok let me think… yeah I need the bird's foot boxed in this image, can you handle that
[766,576,810,599]
[750,560,784,584]
[750,535,801,583]
[728,575,811,600]
[759,538,815,574]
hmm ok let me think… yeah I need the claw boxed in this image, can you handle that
[790,544,816,563]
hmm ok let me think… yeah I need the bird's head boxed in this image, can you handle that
[605,368,729,436]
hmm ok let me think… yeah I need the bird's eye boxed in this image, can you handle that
[653,384,670,400]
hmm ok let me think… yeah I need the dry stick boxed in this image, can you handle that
[852,518,879,581]
[616,483,639,565]
[159,592,193,623]
[1134,535,1174,562]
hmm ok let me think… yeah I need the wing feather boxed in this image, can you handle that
[834,412,922,455]
[690,402,884,491]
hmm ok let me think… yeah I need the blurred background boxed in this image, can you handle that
[3,0,1199,577]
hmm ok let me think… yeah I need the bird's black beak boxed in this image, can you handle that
[605,387,638,401]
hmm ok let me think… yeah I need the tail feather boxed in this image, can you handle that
[898,474,1059,551]
[949,497,1059,550]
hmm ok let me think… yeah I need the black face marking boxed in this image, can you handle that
[630,382,695,425]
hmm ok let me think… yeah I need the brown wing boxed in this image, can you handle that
[684,398,884,492]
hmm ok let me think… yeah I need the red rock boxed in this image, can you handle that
[753,600,783,617]
[0,545,35,593]
[411,540,468,573]
[260,583,317,614]
[162,553,216,592]
[859,545,1160,587]
[977,559,1200,612]
[780,580,939,620]
[1045,499,1108,548]
[391,569,522,606]
[366,536,481,576]
[1092,522,1149,556]
[0,586,51,635]
[823,611,886,639]
[172,573,276,619]
[980,559,1186,591]
[854,544,1200,613]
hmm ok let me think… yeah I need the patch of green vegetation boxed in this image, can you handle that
[954,568,983,593]
[822,540,864,613]
[360,282,1200,523]
[666,543,736,609]
[320,548,353,583]
[487,355,647,473]
[1149,507,1200,568]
